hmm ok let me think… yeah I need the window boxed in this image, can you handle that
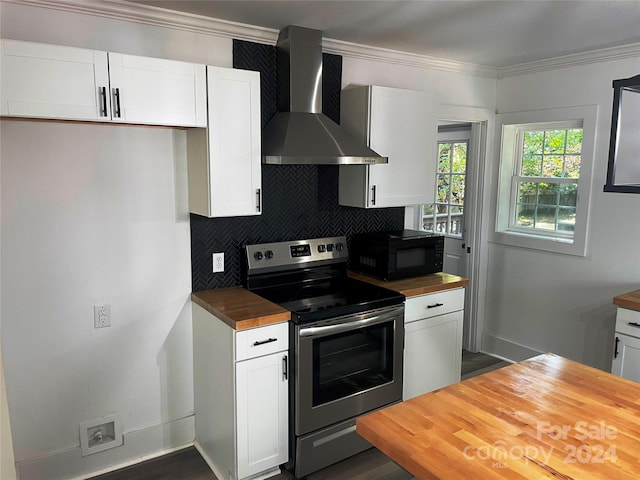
[493,106,597,256]
[510,123,582,237]
[423,140,468,237]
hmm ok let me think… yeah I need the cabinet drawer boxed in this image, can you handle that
[615,307,640,339]
[236,322,289,361]
[405,288,464,323]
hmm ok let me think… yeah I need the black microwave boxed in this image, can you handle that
[351,230,444,281]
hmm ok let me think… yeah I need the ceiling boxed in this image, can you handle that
[131,0,640,68]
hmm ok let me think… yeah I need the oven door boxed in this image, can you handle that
[295,304,404,435]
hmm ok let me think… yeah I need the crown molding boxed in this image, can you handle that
[5,0,498,78]
[498,43,640,78]
[2,0,279,44]
[6,0,638,80]
[322,37,497,78]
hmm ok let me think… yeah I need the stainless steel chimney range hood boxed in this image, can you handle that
[262,26,388,165]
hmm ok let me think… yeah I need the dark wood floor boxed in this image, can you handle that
[90,351,508,480]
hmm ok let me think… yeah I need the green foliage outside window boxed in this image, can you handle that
[515,128,582,233]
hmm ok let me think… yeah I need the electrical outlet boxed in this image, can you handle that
[94,304,111,328]
[212,252,224,273]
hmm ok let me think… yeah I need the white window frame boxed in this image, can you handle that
[492,105,598,256]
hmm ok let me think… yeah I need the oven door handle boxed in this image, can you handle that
[299,306,403,338]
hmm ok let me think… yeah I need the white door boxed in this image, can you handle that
[611,333,640,383]
[418,121,485,351]
[425,124,472,277]
[236,352,288,479]
[368,86,437,207]
[107,53,206,127]
[0,39,110,121]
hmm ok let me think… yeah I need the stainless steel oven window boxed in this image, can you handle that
[312,322,394,406]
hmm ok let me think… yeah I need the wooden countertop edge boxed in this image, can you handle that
[191,287,290,331]
[348,271,469,297]
[614,289,640,312]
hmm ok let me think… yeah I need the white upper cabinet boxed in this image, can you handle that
[0,39,206,127]
[0,40,110,121]
[339,85,437,208]
[107,53,206,127]
[186,66,262,218]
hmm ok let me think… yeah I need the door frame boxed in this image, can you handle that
[405,104,495,352]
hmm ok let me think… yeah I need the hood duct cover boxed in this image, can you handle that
[262,26,388,165]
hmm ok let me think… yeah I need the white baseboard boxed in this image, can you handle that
[16,415,195,480]
[193,441,225,480]
[481,333,545,363]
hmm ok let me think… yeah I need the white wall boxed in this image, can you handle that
[0,1,234,478]
[484,57,640,369]
[1,121,194,477]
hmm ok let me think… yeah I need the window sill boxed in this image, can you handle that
[491,229,586,257]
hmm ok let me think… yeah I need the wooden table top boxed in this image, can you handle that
[357,353,640,480]
[614,289,640,312]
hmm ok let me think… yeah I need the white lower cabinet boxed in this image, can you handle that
[236,352,289,479]
[403,288,464,400]
[193,304,288,480]
[611,307,640,383]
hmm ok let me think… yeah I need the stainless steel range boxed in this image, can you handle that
[244,236,404,477]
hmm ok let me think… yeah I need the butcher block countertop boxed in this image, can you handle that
[191,287,290,331]
[357,353,640,480]
[348,271,469,297]
[614,289,640,312]
[192,273,466,330]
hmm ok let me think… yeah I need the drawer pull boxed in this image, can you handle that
[427,303,444,309]
[253,337,277,346]
[614,337,620,358]
[628,322,640,328]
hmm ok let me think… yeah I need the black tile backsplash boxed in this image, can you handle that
[190,40,404,291]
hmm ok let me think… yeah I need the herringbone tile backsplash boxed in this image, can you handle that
[190,40,404,291]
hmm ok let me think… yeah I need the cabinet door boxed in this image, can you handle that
[0,39,110,121]
[367,86,437,208]
[403,310,463,400]
[205,66,261,217]
[236,352,288,479]
[107,53,206,127]
[611,333,640,383]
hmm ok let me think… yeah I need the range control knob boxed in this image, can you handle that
[335,242,344,252]
[317,244,326,253]
[264,250,274,259]
[254,251,263,261]
[326,243,334,252]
